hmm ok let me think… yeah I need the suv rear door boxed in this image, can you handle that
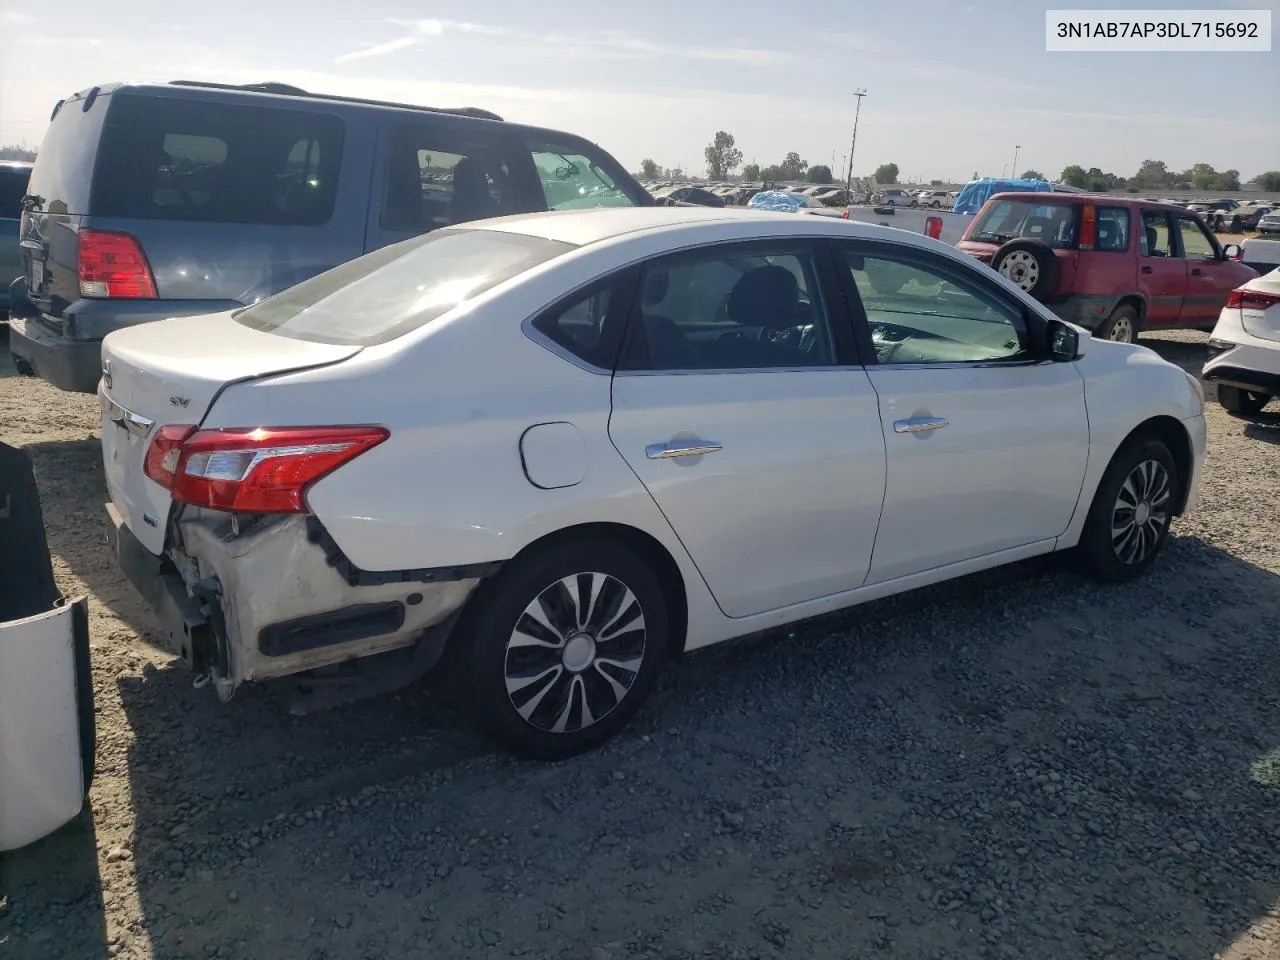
[1136,209,1185,326]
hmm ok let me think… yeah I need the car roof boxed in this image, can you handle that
[463,206,950,250]
[50,81,601,146]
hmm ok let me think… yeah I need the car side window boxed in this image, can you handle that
[531,280,629,370]
[527,142,639,211]
[1095,207,1129,252]
[1177,216,1217,260]
[618,246,837,371]
[380,125,518,233]
[1140,211,1173,257]
[838,245,1029,365]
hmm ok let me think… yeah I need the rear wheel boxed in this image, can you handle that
[1077,437,1179,582]
[1218,385,1271,417]
[1096,304,1139,343]
[460,537,669,759]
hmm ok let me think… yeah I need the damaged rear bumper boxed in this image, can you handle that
[105,502,483,698]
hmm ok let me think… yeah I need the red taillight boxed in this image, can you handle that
[79,229,156,298]
[144,425,389,514]
[143,424,197,488]
[924,215,943,240]
[1227,289,1280,310]
[1079,204,1097,250]
[841,207,850,219]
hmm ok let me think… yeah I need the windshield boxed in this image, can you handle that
[968,199,1080,248]
[234,229,574,345]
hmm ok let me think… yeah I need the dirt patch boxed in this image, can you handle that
[2,328,1279,960]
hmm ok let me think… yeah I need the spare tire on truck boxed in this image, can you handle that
[991,238,1059,301]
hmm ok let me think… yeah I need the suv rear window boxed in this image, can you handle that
[92,93,344,226]
[234,228,573,345]
[0,166,29,219]
[969,199,1080,249]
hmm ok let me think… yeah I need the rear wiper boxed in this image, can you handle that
[973,231,1013,243]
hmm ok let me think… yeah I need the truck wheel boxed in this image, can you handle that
[991,239,1059,301]
[1218,385,1270,417]
[1095,304,1139,343]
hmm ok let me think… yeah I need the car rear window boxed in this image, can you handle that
[91,93,344,226]
[234,228,574,346]
[969,199,1080,249]
[0,166,29,219]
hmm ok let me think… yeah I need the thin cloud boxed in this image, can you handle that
[335,37,420,64]
[385,18,793,66]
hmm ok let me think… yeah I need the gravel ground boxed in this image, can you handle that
[1,327,1279,960]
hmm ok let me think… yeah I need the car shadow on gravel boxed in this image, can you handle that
[8,533,1273,960]
[1,810,108,959]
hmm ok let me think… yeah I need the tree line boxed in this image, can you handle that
[639,132,1280,194]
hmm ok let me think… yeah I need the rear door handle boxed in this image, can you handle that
[646,440,723,459]
[894,417,950,434]
[1191,268,1203,276]
[1140,265,1153,274]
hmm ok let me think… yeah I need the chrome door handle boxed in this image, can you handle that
[894,416,949,434]
[645,440,723,459]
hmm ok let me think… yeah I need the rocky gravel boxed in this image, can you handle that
[2,328,1279,960]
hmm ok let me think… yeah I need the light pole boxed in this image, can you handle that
[1011,145,1020,179]
[844,89,867,199]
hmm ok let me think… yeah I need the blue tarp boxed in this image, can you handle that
[952,178,1053,215]
[747,190,807,213]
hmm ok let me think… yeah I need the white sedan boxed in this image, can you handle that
[100,208,1206,758]
[1203,265,1280,416]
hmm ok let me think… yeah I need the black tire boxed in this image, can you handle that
[1218,384,1271,417]
[1095,304,1140,343]
[1077,437,1180,582]
[458,536,670,760]
[991,239,1059,301]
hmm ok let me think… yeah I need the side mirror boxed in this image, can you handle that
[1048,319,1086,362]
[1222,243,1242,261]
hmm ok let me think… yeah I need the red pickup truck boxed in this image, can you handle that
[957,193,1257,342]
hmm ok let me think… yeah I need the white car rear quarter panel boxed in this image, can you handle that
[200,235,728,642]
[1058,338,1206,547]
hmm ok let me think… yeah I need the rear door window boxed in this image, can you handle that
[970,200,1079,248]
[1140,211,1174,257]
[91,93,344,225]
[526,141,643,211]
[379,124,519,233]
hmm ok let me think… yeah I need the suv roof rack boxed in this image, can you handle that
[166,80,504,122]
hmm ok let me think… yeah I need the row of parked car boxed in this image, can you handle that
[5,77,1279,761]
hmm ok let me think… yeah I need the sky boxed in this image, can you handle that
[0,0,1276,183]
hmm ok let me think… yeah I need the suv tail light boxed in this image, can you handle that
[79,229,157,298]
[1078,203,1097,250]
[144,425,389,513]
[1226,289,1280,310]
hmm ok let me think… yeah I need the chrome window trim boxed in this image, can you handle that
[614,363,868,377]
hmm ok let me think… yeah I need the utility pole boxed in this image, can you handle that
[844,89,867,199]
[1011,145,1020,179]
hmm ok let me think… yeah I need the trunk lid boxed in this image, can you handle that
[100,312,361,554]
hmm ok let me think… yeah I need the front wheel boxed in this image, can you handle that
[1218,385,1271,417]
[1077,437,1180,582]
[459,537,670,759]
